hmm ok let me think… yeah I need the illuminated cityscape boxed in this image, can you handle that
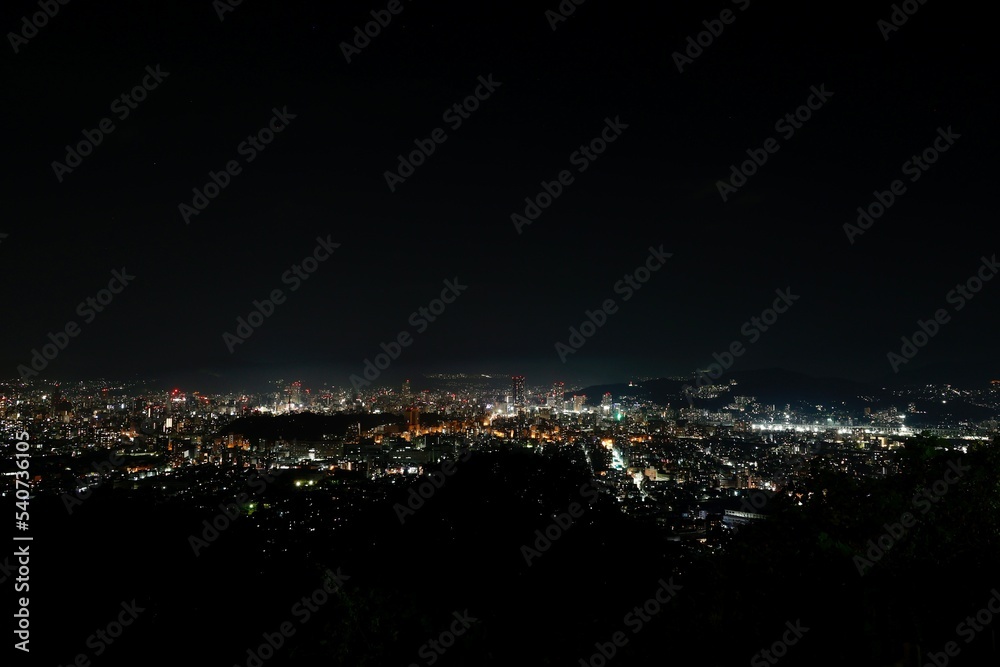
[3,373,1000,665]
[3,0,996,665]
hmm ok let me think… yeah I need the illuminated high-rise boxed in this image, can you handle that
[549,381,564,407]
[512,375,525,409]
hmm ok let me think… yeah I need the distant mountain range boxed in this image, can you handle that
[577,368,997,425]
[578,369,869,409]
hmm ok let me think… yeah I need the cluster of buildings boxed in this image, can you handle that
[1,376,996,542]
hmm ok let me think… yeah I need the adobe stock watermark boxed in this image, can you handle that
[512,116,628,234]
[340,0,412,63]
[844,126,960,244]
[407,610,479,667]
[52,600,146,665]
[60,451,126,514]
[188,468,283,556]
[716,84,834,202]
[854,458,969,575]
[52,65,170,183]
[555,245,671,362]
[923,588,1000,667]
[394,448,473,523]
[750,620,810,666]
[223,235,339,353]
[17,268,136,380]
[682,287,799,405]
[349,277,468,391]
[740,487,780,515]
[672,0,752,73]
[0,555,18,586]
[737,445,827,513]
[7,0,72,54]
[886,254,997,372]
[545,0,586,31]
[521,482,599,566]
[877,0,930,41]
[232,568,351,667]
[384,74,502,192]
[213,0,244,21]
[179,106,297,224]
[578,577,682,666]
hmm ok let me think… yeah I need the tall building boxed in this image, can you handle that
[601,392,612,414]
[573,395,586,413]
[549,381,564,407]
[402,379,411,399]
[512,375,525,408]
[286,381,303,410]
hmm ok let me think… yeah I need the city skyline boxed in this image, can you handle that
[3,0,998,665]
[4,365,998,665]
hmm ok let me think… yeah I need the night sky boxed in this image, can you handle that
[2,0,996,390]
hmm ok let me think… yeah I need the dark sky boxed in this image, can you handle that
[2,0,996,390]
